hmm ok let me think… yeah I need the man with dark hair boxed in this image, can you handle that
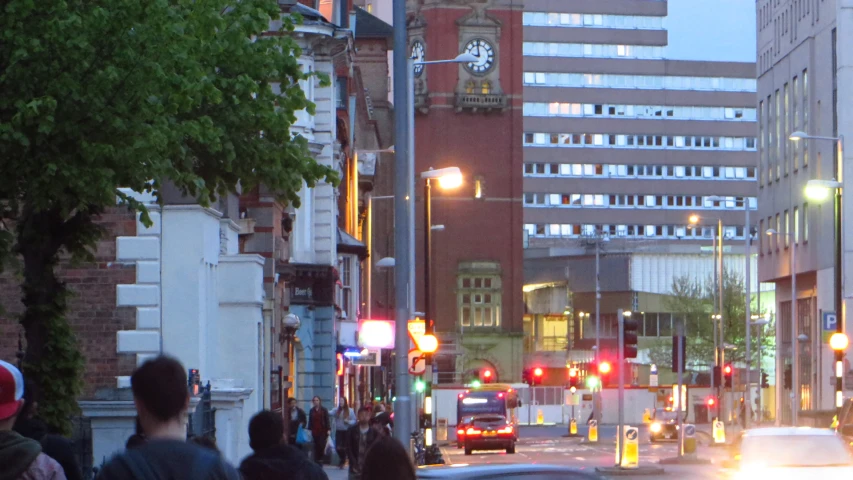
[96,356,240,479]
[345,407,378,480]
[239,410,327,480]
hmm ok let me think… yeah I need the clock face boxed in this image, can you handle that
[464,38,495,75]
[411,41,425,77]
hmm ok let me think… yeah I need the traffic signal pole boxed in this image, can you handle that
[617,309,625,467]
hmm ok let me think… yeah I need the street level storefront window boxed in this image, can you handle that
[457,262,502,328]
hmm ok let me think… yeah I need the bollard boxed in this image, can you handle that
[621,426,639,468]
[683,424,697,456]
[570,418,578,435]
[712,420,726,445]
[537,409,544,425]
[642,409,651,424]
[588,419,598,442]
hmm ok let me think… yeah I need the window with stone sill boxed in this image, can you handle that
[339,256,353,319]
[458,274,501,329]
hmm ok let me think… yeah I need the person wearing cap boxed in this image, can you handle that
[0,359,66,479]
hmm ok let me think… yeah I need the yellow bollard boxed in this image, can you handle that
[642,409,651,424]
[570,419,578,435]
[712,420,726,444]
[588,419,599,442]
[683,424,697,455]
[536,409,544,425]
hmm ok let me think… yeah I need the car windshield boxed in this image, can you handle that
[741,434,853,468]
[655,410,678,421]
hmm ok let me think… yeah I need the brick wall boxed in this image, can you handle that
[0,208,139,399]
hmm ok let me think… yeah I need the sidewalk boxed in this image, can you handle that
[323,465,348,480]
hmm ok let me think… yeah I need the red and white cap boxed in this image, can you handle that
[0,359,24,421]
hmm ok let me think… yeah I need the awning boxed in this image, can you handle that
[337,227,368,259]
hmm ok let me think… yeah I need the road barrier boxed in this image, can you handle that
[588,419,598,442]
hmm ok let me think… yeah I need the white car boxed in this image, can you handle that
[727,427,853,479]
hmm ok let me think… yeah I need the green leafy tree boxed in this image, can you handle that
[0,0,336,433]
[646,270,774,373]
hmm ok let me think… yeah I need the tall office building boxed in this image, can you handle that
[521,0,761,388]
[756,0,853,421]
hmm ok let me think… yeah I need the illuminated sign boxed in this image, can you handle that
[358,320,395,349]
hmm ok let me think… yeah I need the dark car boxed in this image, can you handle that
[649,408,681,442]
[456,416,475,448]
[417,464,602,480]
[462,414,515,455]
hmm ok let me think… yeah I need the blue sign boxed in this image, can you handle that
[823,312,838,342]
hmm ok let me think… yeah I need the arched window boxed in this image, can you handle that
[481,81,492,94]
[466,80,476,94]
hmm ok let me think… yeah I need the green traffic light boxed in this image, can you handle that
[415,379,425,392]
[471,380,481,388]
[586,376,600,388]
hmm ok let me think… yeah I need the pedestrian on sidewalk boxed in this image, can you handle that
[360,436,416,480]
[331,397,356,469]
[287,398,307,447]
[307,396,330,465]
[96,355,240,480]
[346,407,378,480]
[239,410,327,480]
[0,359,66,480]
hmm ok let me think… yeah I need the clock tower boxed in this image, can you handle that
[407,0,523,383]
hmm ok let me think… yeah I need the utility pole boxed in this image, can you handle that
[744,203,751,429]
[391,0,412,450]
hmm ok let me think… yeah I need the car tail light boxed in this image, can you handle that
[466,428,482,435]
[457,429,465,435]
[498,393,504,398]
[498,426,513,434]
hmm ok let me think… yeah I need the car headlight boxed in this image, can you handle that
[650,423,662,433]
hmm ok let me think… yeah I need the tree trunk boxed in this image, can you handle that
[16,206,84,435]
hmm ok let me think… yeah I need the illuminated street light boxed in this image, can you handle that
[830,332,849,351]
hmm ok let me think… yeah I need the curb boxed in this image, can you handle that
[658,456,712,465]
[595,465,665,476]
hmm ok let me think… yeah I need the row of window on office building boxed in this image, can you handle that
[523,163,757,181]
[524,223,746,240]
[758,69,810,186]
[522,12,664,30]
[523,102,756,122]
[524,132,757,151]
[759,204,810,254]
[523,72,757,93]
[523,193,757,211]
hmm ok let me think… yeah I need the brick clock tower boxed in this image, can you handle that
[407,0,523,384]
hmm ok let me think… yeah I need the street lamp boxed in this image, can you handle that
[793,131,846,422]
[689,213,724,418]
[767,228,798,425]
[420,166,463,344]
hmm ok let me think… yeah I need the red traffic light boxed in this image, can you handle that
[568,367,579,378]
[483,369,492,378]
[707,397,716,406]
[533,367,543,377]
[599,362,612,375]
[724,365,733,375]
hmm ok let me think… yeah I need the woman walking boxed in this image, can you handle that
[307,396,331,465]
[332,397,356,469]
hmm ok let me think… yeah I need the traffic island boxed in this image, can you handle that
[595,465,665,476]
[659,456,712,465]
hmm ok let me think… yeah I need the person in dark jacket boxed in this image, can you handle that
[287,398,307,446]
[361,436,416,480]
[96,356,240,480]
[346,407,378,480]
[306,396,330,465]
[239,410,327,480]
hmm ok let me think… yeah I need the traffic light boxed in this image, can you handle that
[712,366,722,386]
[568,367,579,389]
[761,372,769,389]
[622,314,639,359]
[723,364,733,388]
[532,367,544,386]
[598,361,612,385]
[707,397,716,407]
[415,378,426,392]
[784,364,792,390]
[522,368,531,385]
[482,369,494,384]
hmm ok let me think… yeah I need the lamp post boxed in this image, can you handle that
[689,213,724,419]
[793,131,845,418]
[767,228,797,424]
[418,166,462,447]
